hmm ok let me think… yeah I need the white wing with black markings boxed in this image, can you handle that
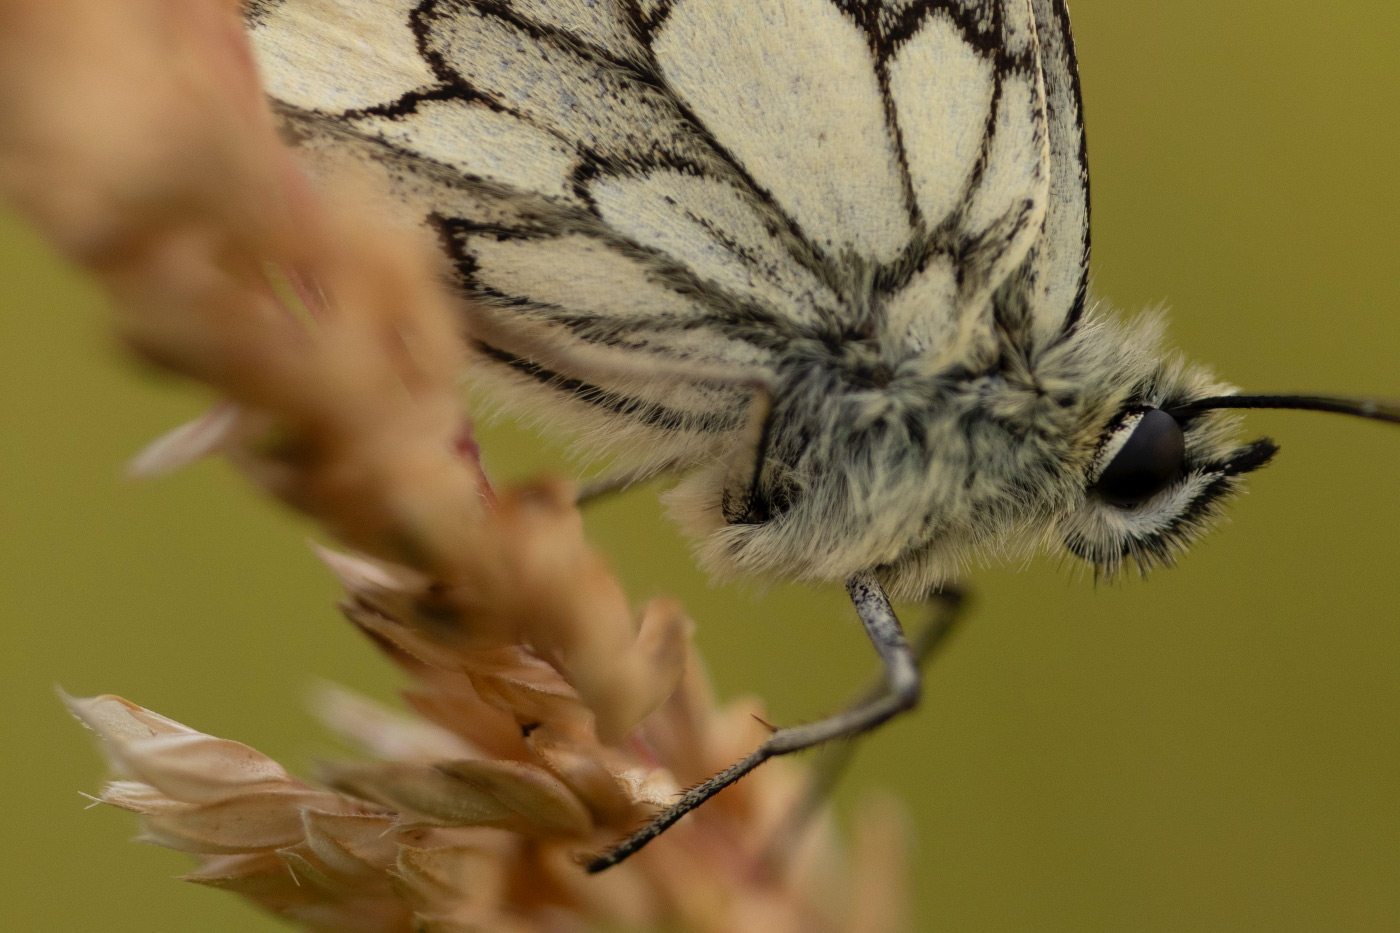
[246,0,1090,465]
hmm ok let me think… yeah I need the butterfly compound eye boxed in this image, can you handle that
[1092,408,1187,507]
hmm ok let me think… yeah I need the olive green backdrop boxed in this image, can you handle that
[4,3,1399,930]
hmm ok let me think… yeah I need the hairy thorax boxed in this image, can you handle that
[667,324,1099,600]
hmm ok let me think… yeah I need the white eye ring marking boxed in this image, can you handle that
[1088,411,1145,485]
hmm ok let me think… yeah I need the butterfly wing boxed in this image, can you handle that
[248,0,1088,463]
[1024,0,1091,345]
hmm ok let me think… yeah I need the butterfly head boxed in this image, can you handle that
[1047,318,1278,579]
[1049,312,1400,582]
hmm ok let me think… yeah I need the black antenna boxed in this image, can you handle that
[1168,394,1400,426]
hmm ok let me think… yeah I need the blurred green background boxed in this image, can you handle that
[4,2,1400,930]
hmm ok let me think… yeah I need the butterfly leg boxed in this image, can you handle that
[574,469,652,506]
[762,585,965,865]
[574,461,685,507]
[586,570,923,872]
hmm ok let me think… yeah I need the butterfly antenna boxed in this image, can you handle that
[1168,394,1400,426]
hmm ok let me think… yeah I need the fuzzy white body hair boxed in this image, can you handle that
[246,0,1277,599]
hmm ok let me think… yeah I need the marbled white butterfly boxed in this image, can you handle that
[244,0,1400,868]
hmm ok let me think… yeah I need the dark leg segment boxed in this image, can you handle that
[574,467,658,506]
[763,586,966,865]
[586,571,923,873]
[574,458,693,506]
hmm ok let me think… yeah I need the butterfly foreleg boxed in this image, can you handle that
[586,571,923,872]
[762,584,967,865]
[574,462,684,507]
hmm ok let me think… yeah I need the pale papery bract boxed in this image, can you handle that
[61,563,904,932]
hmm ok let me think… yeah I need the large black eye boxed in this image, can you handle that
[1092,408,1187,507]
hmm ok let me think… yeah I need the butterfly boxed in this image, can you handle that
[244,0,1400,868]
